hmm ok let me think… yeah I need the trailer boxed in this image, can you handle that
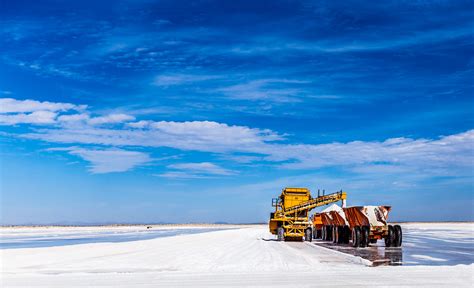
[343,206,402,248]
[329,210,351,244]
[320,212,334,241]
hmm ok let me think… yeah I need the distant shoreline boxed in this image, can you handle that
[0,223,263,228]
[1,221,473,228]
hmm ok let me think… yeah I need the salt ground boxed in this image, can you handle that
[0,225,233,249]
[1,223,473,287]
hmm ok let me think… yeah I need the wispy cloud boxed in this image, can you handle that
[217,79,309,102]
[0,98,137,127]
[0,111,57,125]
[49,147,152,174]
[153,74,221,86]
[0,98,86,113]
[168,162,235,176]
[10,95,471,178]
[6,97,470,176]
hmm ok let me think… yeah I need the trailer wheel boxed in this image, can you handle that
[337,226,343,244]
[385,225,395,247]
[341,226,347,244]
[277,227,284,241]
[333,226,338,243]
[394,225,402,247]
[337,226,342,244]
[352,227,361,247]
[305,228,312,242]
[328,225,333,241]
[313,229,317,239]
[344,226,351,244]
[360,226,369,247]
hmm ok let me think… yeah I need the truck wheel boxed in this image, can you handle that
[385,225,395,247]
[333,226,338,243]
[313,229,317,239]
[360,226,369,247]
[352,226,361,247]
[305,228,312,242]
[277,227,284,241]
[328,225,333,241]
[394,225,402,247]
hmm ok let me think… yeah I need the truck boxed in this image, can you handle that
[268,187,347,241]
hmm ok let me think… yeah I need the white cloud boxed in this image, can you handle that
[217,79,308,102]
[268,130,474,174]
[168,162,235,176]
[23,116,474,177]
[156,171,211,179]
[0,111,57,125]
[153,74,220,86]
[88,114,135,125]
[4,98,472,177]
[57,113,90,123]
[0,98,86,113]
[126,120,149,128]
[64,147,152,174]
[0,98,134,127]
[57,113,135,126]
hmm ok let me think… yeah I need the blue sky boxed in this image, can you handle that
[0,0,473,224]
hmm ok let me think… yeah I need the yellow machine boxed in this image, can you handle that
[269,187,347,241]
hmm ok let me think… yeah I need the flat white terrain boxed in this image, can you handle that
[1,224,473,287]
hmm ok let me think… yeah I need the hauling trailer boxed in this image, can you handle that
[320,212,334,241]
[329,210,351,244]
[269,188,347,241]
[311,213,323,239]
[343,206,402,248]
[312,205,403,248]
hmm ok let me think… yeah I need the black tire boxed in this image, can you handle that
[337,226,346,244]
[328,225,333,241]
[352,226,361,247]
[360,226,369,247]
[321,226,326,240]
[394,225,402,247]
[277,227,284,241]
[313,229,317,239]
[305,228,312,242]
[344,226,351,244]
[370,239,377,244]
[385,225,395,247]
[317,229,322,239]
[333,226,338,243]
